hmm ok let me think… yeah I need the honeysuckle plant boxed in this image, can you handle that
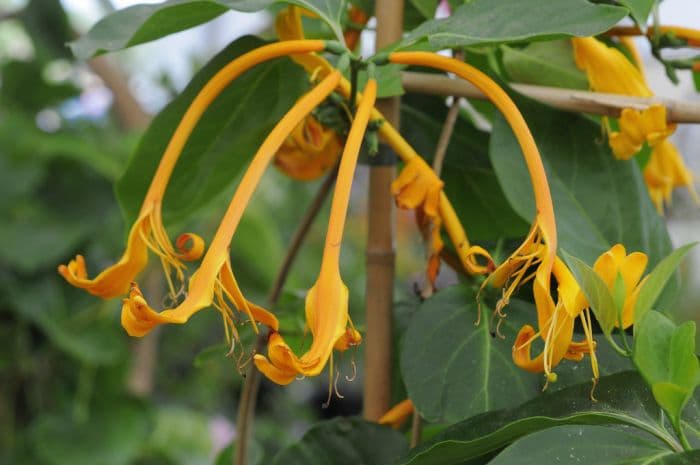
[44,0,700,464]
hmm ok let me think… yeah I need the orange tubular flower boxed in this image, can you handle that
[58,40,326,300]
[343,5,370,51]
[389,52,557,327]
[121,70,342,340]
[253,79,377,385]
[378,399,414,429]
[274,114,342,180]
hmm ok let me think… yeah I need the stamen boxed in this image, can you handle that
[333,369,344,399]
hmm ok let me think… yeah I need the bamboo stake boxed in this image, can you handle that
[401,71,700,123]
[363,0,403,422]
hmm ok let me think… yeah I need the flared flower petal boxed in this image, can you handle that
[122,70,341,340]
[572,37,652,97]
[644,140,699,212]
[274,115,342,180]
[254,79,377,384]
[593,244,648,329]
[608,105,676,160]
[58,203,203,299]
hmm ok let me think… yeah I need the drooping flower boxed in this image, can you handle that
[253,79,377,384]
[593,244,648,329]
[388,52,558,324]
[121,70,342,340]
[273,114,342,180]
[572,36,697,211]
[645,139,698,212]
[512,257,597,385]
[571,37,677,155]
[343,4,370,51]
[58,40,327,300]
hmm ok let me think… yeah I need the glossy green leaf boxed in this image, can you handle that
[634,243,697,322]
[400,285,539,423]
[400,285,632,424]
[501,40,588,90]
[271,417,408,465]
[116,36,307,225]
[31,398,152,465]
[70,0,346,59]
[400,372,685,465]
[397,0,627,51]
[400,94,528,241]
[562,251,618,336]
[619,0,656,25]
[633,311,700,430]
[489,99,673,269]
[489,425,697,465]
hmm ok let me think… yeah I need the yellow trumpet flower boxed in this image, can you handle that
[571,37,677,157]
[58,40,326,300]
[274,114,342,180]
[644,140,699,212]
[253,79,377,384]
[593,244,648,329]
[121,70,342,340]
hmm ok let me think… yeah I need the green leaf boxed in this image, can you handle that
[397,0,628,51]
[633,311,700,430]
[5,277,127,365]
[634,243,697,323]
[489,99,673,269]
[146,406,213,465]
[70,0,346,59]
[501,40,589,90]
[271,417,408,465]
[693,70,700,92]
[488,425,697,465]
[409,0,438,19]
[400,285,632,424]
[31,398,152,465]
[116,36,307,225]
[400,94,528,241]
[215,440,263,465]
[400,286,539,423]
[619,0,656,26]
[400,372,684,465]
[562,251,618,337]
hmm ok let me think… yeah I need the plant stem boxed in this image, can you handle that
[363,0,403,422]
[410,409,423,447]
[233,169,337,465]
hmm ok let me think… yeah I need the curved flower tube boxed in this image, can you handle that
[121,70,342,339]
[59,40,326,299]
[253,79,377,384]
[275,4,492,278]
[388,52,558,327]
